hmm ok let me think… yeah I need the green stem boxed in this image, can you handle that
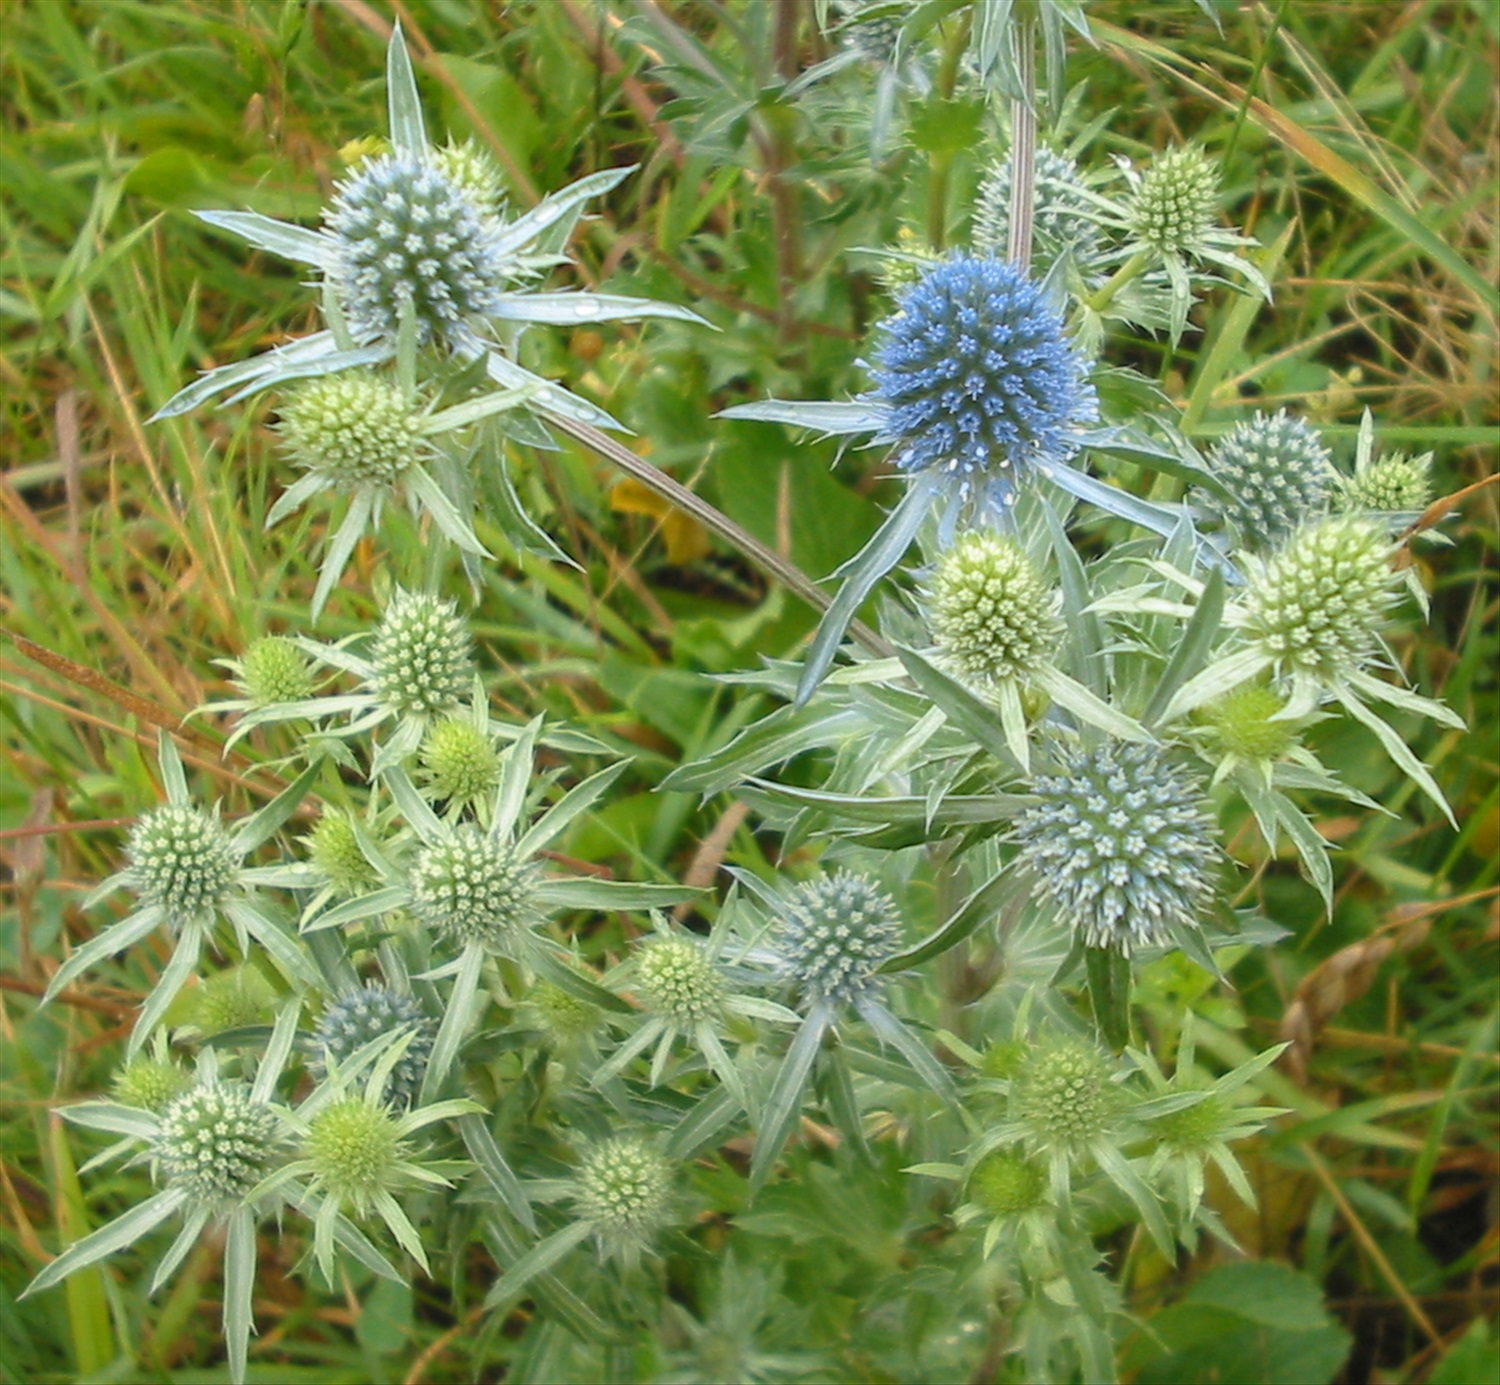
[926,9,974,251]
[1085,944,1133,1052]
[1083,249,1149,315]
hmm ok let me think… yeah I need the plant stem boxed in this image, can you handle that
[549,413,894,658]
[926,9,974,252]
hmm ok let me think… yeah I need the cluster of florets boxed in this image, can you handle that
[113,1056,193,1113]
[1014,1037,1117,1149]
[154,1085,280,1207]
[968,1150,1049,1216]
[635,937,725,1024]
[314,985,434,1106]
[1342,450,1433,513]
[191,968,274,1036]
[869,256,1096,497]
[1015,741,1216,953]
[368,590,473,716]
[408,828,537,951]
[419,717,501,806]
[277,372,422,488]
[1128,145,1219,254]
[305,1098,405,1214]
[1204,411,1337,548]
[431,140,506,217]
[574,1137,674,1243]
[305,811,378,897]
[779,871,903,1010]
[126,804,238,925]
[1200,684,1300,764]
[1242,514,1398,680]
[235,635,316,705]
[972,148,1105,274]
[929,531,1059,684]
[326,153,506,344]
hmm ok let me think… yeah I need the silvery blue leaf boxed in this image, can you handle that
[490,165,635,260]
[386,23,426,156]
[718,399,888,435]
[194,210,331,268]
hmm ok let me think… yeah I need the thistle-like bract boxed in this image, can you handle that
[1128,145,1219,254]
[127,804,238,926]
[155,1085,280,1208]
[192,968,274,1036]
[779,871,903,1009]
[870,256,1096,498]
[314,986,434,1106]
[235,636,316,705]
[1242,514,1398,680]
[1015,741,1216,953]
[1204,410,1337,548]
[277,372,423,488]
[369,589,473,716]
[635,937,725,1024]
[929,531,1060,683]
[419,717,501,806]
[973,148,1105,274]
[327,153,507,346]
[575,1136,673,1245]
[408,827,537,951]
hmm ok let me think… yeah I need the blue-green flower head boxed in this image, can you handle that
[127,804,238,927]
[1015,741,1216,954]
[369,589,473,717]
[155,1084,280,1209]
[1204,410,1337,549]
[327,152,507,346]
[869,256,1096,502]
[314,985,434,1107]
[973,148,1107,278]
[409,827,538,953]
[779,870,902,1010]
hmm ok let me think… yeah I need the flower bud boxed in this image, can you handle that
[929,531,1059,684]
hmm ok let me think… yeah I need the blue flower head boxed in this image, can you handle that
[869,256,1096,502]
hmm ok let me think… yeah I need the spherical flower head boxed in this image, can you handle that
[326,152,505,344]
[1204,411,1337,548]
[1129,145,1219,254]
[1243,514,1398,680]
[1151,1092,1233,1155]
[1015,741,1216,954]
[235,635,315,705]
[431,140,507,218]
[113,1056,193,1113]
[869,256,1096,498]
[192,967,275,1036]
[306,1097,404,1214]
[419,717,500,806]
[1342,450,1433,513]
[929,531,1060,683]
[575,1136,673,1245]
[529,979,603,1040]
[833,0,901,62]
[369,589,473,717]
[1015,1037,1116,1149]
[277,372,422,489]
[1199,684,1299,763]
[305,810,378,897]
[409,827,537,951]
[127,803,237,926]
[155,1084,280,1208]
[973,148,1106,275]
[635,937,724,1024]
[969,1151,1048,1216]
[314,986,434,1106]
[780,870,902,1010]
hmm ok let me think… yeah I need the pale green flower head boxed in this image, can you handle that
[929,529,1060,685]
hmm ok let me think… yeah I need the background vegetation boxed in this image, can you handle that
[1,0,1496,1381]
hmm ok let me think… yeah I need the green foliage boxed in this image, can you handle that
[2,2,1495,1384]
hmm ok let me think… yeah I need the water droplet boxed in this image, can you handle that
[571,299,601,319]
